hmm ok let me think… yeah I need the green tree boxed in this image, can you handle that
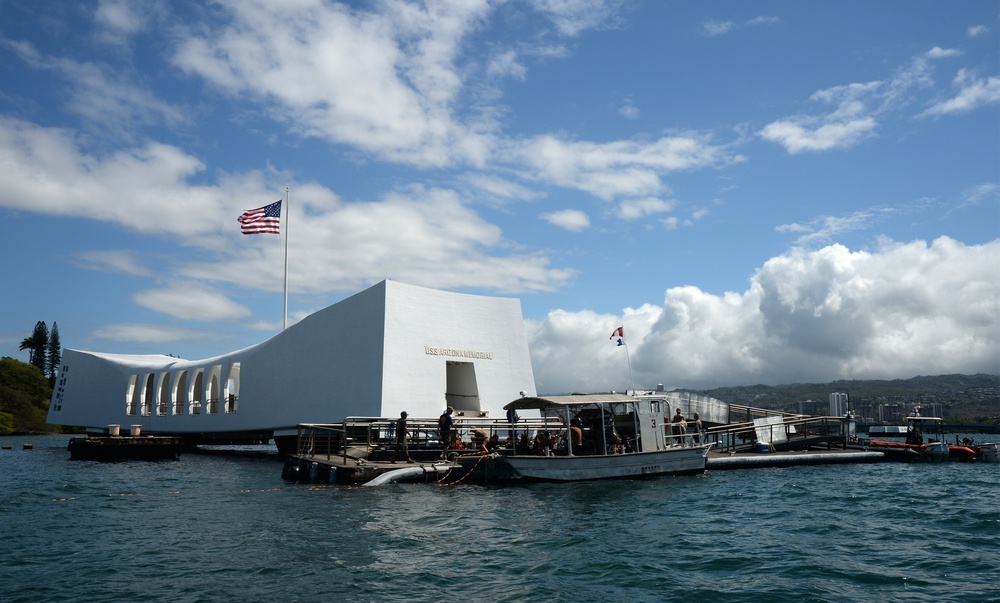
[19,321,48,374]
[0,357,53,434]
[47,322,61,381]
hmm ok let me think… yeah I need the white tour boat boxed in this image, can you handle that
[458,394,711,482]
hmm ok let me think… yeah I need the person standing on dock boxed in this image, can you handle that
[392,411,414,463]
[671,408,687,445]
[690,412,703,444]
[438,407,454,459]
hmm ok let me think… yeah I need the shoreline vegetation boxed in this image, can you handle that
[2,356,997,436]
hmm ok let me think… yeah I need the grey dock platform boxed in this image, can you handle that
[707,448,885,469]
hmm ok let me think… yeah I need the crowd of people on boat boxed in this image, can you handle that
[387,403,706,461]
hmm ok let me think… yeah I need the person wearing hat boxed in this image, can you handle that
[690,412,703,444]
[392,411,414,463]
[438,406,455,459]
[671,408,687,445]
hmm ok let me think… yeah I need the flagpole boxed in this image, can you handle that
[282,187,289,330]
[623,341,635,394]
[611,326,636,394]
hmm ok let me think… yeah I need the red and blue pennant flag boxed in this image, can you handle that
[610,326,624,346]
[238,200,281,235]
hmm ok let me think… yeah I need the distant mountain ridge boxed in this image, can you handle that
[687,373,999,421]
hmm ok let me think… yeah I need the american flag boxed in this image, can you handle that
[238,200,281,235]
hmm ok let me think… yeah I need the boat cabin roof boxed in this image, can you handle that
[503,394,639,411]
[905,416,943,423]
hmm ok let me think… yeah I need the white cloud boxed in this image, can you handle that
[5,41,186,140]
[94,0,163,42]
[699,19,735,36]
[511,133,738,200]
[74,250,153,277]
[951,182,999,213]
[133,285,252,322]
[186,186,578,296]
[92,323,215,345]
[487,49,527,80]
[699,15,779,36]
[758,116,877,154]
[528,0,627,37]
[746,16,780,27]
[616,197,675,220]
[461,173,545,203]
[967,25,990,38]
[541,209,590,231]
[774,207,895,246]
[619,98,639,119]
[529,237,1000,392]
[759,46,973,153]
[921,70,1000,117]
[760,80,882,153]
[172,0,495,168]
[0,117,576,309]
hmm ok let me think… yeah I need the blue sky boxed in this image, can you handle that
[1,0,998,394]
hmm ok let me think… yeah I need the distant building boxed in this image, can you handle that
[829,392,849,416]
[797,399,822,416]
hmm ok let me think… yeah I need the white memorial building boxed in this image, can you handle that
[47,280,537,447]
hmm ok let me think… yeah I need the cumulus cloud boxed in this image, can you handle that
[190,186,577,296]
[529,237,1000,392]
[541,209,590,231]
[172,0,494,168]
[0,117,575,303]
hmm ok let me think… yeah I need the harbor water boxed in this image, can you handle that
[2,435,998,602]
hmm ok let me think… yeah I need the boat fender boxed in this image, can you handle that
[281,461,304,482]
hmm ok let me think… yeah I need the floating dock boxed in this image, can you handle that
[67,435,182,461]
[706,448,885,469]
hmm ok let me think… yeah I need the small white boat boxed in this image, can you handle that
[923,441,950,463]
[459,394,711,482]
[973,443,999,462]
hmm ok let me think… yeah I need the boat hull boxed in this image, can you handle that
[463,445,711,482]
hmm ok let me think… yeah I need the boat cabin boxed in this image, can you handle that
[503,394,672,456]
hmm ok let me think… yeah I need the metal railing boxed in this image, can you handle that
[704,415,851,453]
